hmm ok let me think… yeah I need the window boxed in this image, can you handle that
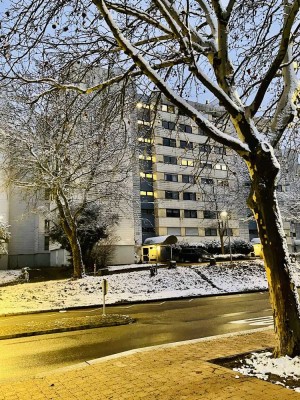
[214,146,226,155]
[276,185,283,192]
[215,163,227,170]
[217,179,229,186]
[200,162,212,169]
[137,119,150,126]
[140,172,153,180]
[205,228,217,236]
[165,173,178,182]
[44,220,50,233]
[45,189,51,200]
[44,236,50,251]
[179,124,192,133]
[244,182,251,187]
[198,127,207,135]
[163,137,176,147]
[161,104,175,113]
[199,144,211,153]
[165,191,179,200]
[203,210,217,219]
[143,227,156,233]
[137,125,152,136]
[142,208,154,216]
[164,155,177,165]
[184,210,197,218]
[201,178,214,185]
[140,191,154,196]
[225,228,233,236]
[138,137,153,144]
[162,120,176,130]
[166,209,180,217]
[180,140,193,149]
[139,154,152,161]
[183,192,196,201]
[182,174,195,184]
[185,227,198,236]
[167,227,181,235]
[180,158,194,167]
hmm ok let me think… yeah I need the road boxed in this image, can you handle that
[0,291,273,382]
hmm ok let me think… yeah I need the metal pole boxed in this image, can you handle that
[227,218,233,264]
[103,288,106,316]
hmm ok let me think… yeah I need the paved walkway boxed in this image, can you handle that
[1,328,300,399]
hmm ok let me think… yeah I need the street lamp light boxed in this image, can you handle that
[220,211,233,264]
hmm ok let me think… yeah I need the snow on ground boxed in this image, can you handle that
[234,351,300,393]
[0,259,296,315]
[0,269,22,285]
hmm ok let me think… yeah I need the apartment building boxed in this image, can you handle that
[136,95,248,245]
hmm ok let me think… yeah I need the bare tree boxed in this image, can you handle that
[0,0,300,355]
[0,83,134,278]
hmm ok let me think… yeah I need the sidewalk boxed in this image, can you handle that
[1,328,300,399]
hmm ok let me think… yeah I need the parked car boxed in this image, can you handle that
[173,247,215,263]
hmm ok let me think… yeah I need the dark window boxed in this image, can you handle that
[217,179,229,186]
[201,178,214,185]
[199,144,211,153]
[244,182,251,187]
[163,137,176,147]
[44,236,50,251]
[203,210,217,219]
[44,220,50,233]
[45,189,51,200]
[165,191,180,200]
[182,175,195,184]
[137,125,152,136]
[143,227,156,233]
[198,127,207,135]
[166,209,180,217]
[205,228,217,236]
[178,108,188,116]
[180,140,193,149]
[162,120,176,130]
[142,209,154,216]
[164,155,177,165]
[179,124,192,133]
[183,192,196,201]
[165,173,178,182]
[225,228,233,236]
[200,162,212,169]
[184,210,197,218]
[214,146,226,155]
[276,185,283,192]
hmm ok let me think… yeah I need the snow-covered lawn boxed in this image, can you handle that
[1,259,299,315]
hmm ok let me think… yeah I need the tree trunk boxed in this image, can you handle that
[247,148,300,357]
[69,234,83,279]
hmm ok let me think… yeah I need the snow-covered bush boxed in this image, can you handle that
[230,239,254,255]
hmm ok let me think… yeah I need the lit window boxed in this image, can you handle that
[139,154,152,161]
[217,179,229,186]
[140,172,153,179]
[138,137,152,143]
[140,191,154,196]
[137,120,150,125]
[215,164,227,170]
[161,104,175,113]
[181,159,194,167]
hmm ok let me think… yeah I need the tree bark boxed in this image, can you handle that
[69,233,84,279]
[247,148,300,357]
